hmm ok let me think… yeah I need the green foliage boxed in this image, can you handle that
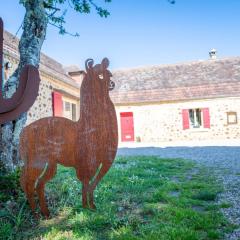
[42,0,111,36]
[0,168,22,203]
[19,0,175,36]
[19,0,112,36]
[0,156,233,240]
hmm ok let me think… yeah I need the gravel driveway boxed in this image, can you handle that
[117,146,240,240]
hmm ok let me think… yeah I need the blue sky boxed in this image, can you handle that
[0,0,240,70]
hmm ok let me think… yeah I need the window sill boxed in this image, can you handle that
[187,128,209,133]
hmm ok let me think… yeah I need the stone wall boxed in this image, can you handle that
[115,97,240,143]
[22,72,80,124]
[26,76,53,124]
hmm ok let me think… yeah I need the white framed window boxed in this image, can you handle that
[61,94,79,121]
[182,108,210,130]
[189,108,203,128]
[64,101,71,111]
[63,100,77,121]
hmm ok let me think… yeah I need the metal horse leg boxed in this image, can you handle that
[76,169,90,208]
[89,164,110,209]
[36,164,56,218]
[22,166,43,216]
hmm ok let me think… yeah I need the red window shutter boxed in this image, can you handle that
[202,108,210,128]
[52,92,63,117]
[182,109,190,130]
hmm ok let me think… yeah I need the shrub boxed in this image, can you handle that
[0,168,22,203]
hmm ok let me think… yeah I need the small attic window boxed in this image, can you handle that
[227,112,237,125]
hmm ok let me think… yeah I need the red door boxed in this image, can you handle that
[120,112,134,142]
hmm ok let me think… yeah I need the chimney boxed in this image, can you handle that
[68,71,85,85]
[64,65,85,85]
[209,48,217,60]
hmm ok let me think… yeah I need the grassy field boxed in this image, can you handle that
[0,156,234,240]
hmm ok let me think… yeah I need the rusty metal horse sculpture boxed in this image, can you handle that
[20,58,118,217]
[0,18,40,124]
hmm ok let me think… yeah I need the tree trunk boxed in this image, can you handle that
[0,0,47,172]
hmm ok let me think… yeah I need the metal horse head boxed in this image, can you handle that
[0,18,41,124]
[85,58,115,91]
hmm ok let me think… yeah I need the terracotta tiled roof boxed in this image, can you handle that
[4,31,240,104]
[111,58,240,104]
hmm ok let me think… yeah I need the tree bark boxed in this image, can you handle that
[0,0,48,172]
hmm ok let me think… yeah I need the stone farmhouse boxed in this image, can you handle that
[3,31,240,145]
[111,55,240,144]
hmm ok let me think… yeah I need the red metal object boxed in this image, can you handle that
[202,108,210,128]
[20,58,118,217]
[0,18,3,98]
[0,17,40,124]
[120,112,134,142]
[52,91,63,117]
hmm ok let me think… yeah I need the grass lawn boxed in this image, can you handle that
[0,156,234,240]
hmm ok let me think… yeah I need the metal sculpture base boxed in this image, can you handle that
[20,58,118,217]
